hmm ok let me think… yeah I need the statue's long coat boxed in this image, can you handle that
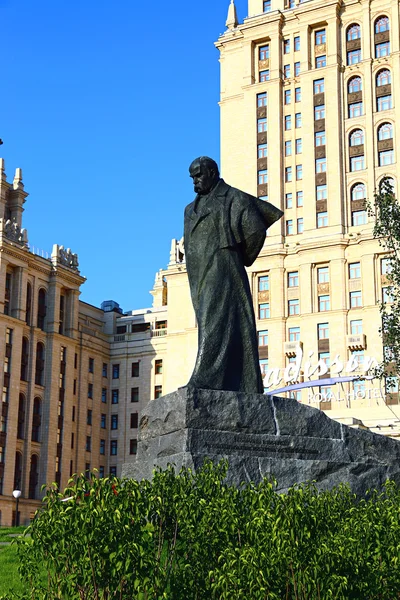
[184,179,283,393]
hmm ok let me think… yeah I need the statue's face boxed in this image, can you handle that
[190,163,217,195]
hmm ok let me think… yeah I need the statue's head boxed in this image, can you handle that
[189,156,220,195]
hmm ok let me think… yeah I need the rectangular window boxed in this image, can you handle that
[131,387,139,402]
[102,363,108,377]
[258,118,268,132]
[284,64,290,78]
[286,193,293,208]
[296,165,303,180]
[111,389,119,404]
[86,436,91,452]
[289,327,300,341]
[258,275,269,291]
[88,383,93,399]
[294,62,300,76]
[316,158,326,173]
[297,218,304,233]
[110,466,117,476]
[111,414,118,430]
[317,212,328,227]
[315,29,326,45]
[258,143,268,158]
[375,42,390,58]
[319,352,330,367]
[155,359,163,374]
[260,359,269,378]
[257,92,267,107]
[350,156,365,171]
[88,358,94,373]
[347,49,361,65]
[349,262,361,279]
[294,36,300,51]
[284,39,290,54]
[286,219,294,235]
[284,89,291,104]
[377,95,392,112]
[130,439,138,455]
[258,169,268,184]
[318,267,329,283]
[350,320,362,335]
[285,115,292,130]
[101,414,106,429]
[314,105,325,120]
[258,330,269,346]
[296,191,303,207]
[154,385,163,399]
[288,299,300,315]
[288,271,299,287]
[319,295,330,311]
[314,78,324,94]
[74,353,78,369]
[285,166,292,182]
[315,131,325,146]
[130,413,139,428]
[352,210,367,226]
[295,113,302,128]
[100,439,105,455]
[379,150,394,166]
[316,184,327,200]
[349,102,363,118]
[295,87,301,102]
[318,322,329,339]
[101,387,107,403]
[259,70,270,82]
[132,362,139,377]
[381,258,391,275]
[259,45,270,60]
[350,291,362,307]
[259,303,270,319]
[112,364,120,379]
[110,440,118,456]
[72,406,76,422]
[383,286,394,303]
[73,379,77,395]
[263,0,271,12]
[285,141,292,156]
[87,409,92,426]
[316,55,326,68]
[295,138,302,154]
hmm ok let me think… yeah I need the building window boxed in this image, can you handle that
[296,191,303,207]
[295,87,301,102]
[86,436,91,452]
[130,387,139,403]
[319,352,330,368]
[17,394,25,439]
[350,291,362,307]
[377,69,391,87]
[285,167,292,183]
[316,184,327,200]
[257,92,267,107]
[288,299,300,315]
[315,29,326,45]
[381,258,391,275]
[378,123,393,141]
[288,271,299,287]
[132,362,140,377]
[263,0,271,12]
[375,16,390,33]
[349,102,362,118]
[257,276,269,293]
[87,409,92,426]
[258,143,268,158]
[294,62,300,76]
[284,115,291,130]
[294,36,300,51]
[352,210,367,226]
[315,55,326,69]
[111,414,118,430]
[297,218,304,233]
[258,118,268,132]
[111,389,119,404]
[375,42,390,58]
[35,342,45,386]
[130,413,139,429]
[88,358,94,373]
[154,385,163,399]
[102,363,108,377]
[314,105,325,120]
[112,364,119,379]
[286,219,294,235]
[317,267,329,283]
[259,70,270,82]
[259,45,270,60]
[296,165,303,180]
[20,337,29,382]
[319,295,330,311]
[110,440,118,456]
[347,24,361,40]
[377,96,392,112]
[284,90,291,105]
[382,286,393,303]
[284,64,290,78]
[155,359,163,375]
[350,129,364,146]
[101,414,106,429]
[379,150,394,166]
[314,79,324,94]
[130,439,138,455]
[295,138,302,154]
[350,320,362,335]
[315,158,326,173]
[317,212,328,228]
[284,39,290,54]
[350,156,365,171]
[351,183,366,201]
[348,76,362,94]
[37,289,47,330]
[289,327,300,341]
[101,387,106,403]
[258,169,268,184]
[258,330,269,346]
[88,383,93,399]
[347,50,361,65]
[318,323,329,339]
[284,141,292,157]
[259,303,270,319]
[286,193,293,208]
[32,398,41,442]
[295,113,301,128]
[260,359,269,376]
[100,439,105,455]
[349,262,361,279]
[315,131,325,146]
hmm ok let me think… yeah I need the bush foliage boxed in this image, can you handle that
[3,460,400,599]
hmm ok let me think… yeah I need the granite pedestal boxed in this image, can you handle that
[121,387,400,496]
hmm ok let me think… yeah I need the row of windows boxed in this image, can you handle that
[259,291,364,318]
[258,319,364,347]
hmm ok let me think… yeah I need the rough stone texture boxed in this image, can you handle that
[121,387,400,496]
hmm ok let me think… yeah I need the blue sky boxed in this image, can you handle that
[1,0,248,311]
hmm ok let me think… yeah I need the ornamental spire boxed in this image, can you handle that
[226,0,238,30]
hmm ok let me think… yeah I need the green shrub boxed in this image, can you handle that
[2,461,400,599]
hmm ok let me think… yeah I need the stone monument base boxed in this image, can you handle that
[121,387,400,496]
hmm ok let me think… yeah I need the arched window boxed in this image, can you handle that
[25,282,32,326]
[376,69,391,86]
[347,24,361,40]
[17,394,25,439]
[378,123,393,140]
[375,16,389,33]
[37,289,47,330]
[351,183,366,201]
[35,343,45,386]
[14,451,23,490]
[28,455,39,499]
[348,76,362,93]
[350,129,364,146]
[20,337,29,381]
[379,177,396,196]
[32,398,42,443]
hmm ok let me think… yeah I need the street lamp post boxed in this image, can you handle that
[12,490,22,527]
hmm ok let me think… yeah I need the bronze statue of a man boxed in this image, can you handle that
[184,156,283,394]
